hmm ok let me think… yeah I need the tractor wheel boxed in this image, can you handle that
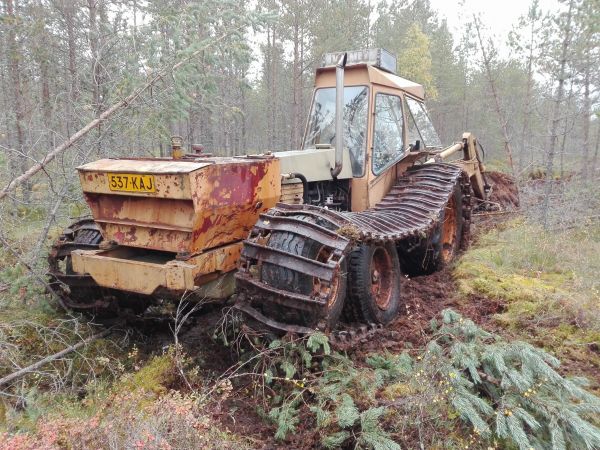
[345,242,401,324]
[399,181,465,275]
[435,184,464,268]
[261,221,347,331]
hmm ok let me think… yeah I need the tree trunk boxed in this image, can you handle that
[5,0,30,202]
[291,13,300,149]
[65,2,78,138]
[559,81,574,178]
[519,15,536,171]
[473,16,519,187]
[88,0,103,155]
[299,27,305,147]
[580,52,591,178]
[541,0,574,228]
[592,121,600,175]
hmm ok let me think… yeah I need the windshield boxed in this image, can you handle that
[405,97,442,148]
[303,86,368,176]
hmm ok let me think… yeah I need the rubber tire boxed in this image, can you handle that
[399,182,464,276]
[345,242,401,324]
[261,226,347,330]
[64,225,103,274]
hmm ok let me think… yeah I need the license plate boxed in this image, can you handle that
[107,173,156,193]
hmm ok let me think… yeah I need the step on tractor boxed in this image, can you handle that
[48,48,490,333]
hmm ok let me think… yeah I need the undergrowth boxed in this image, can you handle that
[1,348,250,449]
[238,309,600,449]
[455,220,600,382]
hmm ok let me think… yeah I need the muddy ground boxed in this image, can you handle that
[156,265,511,448]
[122,172,536,448]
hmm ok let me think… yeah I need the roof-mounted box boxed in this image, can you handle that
[321,48,397,74]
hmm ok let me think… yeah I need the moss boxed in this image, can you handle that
[118,353,177,395]
[381,382,415,400]
[454,221,600,381]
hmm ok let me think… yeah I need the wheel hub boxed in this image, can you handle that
[371,247,393,310]
[440,195,458,264]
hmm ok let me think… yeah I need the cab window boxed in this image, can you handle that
[406,104,423,147]
[372,93,404,174]
[304,86,369,177]
[405,97,442,148]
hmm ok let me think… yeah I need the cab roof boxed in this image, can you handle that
[315,64,425,100]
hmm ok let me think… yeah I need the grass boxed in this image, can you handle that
[454,219,600,385]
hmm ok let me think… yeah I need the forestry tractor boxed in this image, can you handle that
[48,49,490,333]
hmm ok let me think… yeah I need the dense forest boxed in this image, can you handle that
[0,0,599,449]
[0,0,598,234]
[0,0,598,175]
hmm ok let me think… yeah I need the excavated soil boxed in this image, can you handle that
[486,171,520,209]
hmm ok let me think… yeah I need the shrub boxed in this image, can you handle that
[250,309,600,449]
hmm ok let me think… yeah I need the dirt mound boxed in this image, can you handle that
[486,171,519,209]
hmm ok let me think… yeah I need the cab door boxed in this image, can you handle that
[365,90,408,208]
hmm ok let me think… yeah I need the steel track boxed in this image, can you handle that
[235,163,472,345]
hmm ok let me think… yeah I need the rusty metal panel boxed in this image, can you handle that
[71,242,243,296]
[85,194,196,229]
[77,155,279,255]
[189,157,281,253]
[101,223,192,253]
[165,260,194,291]
[78,158,212,174]
[78,170,193,200]
[71,249,170,295]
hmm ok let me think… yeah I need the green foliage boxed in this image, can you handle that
[257,333,403,447]
[0,263,45,303]
[335,394,360,427]
[119,352,178,395]
[307,331,330,355]
[322,430,350,449]
[268,396,301,440]
[430,309,600,450]
[454,220,600,370]
[254,307,600,449]
[396,23,437,99]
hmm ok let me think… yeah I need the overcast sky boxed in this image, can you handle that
[247,0,563,79]
[429,0,561,44]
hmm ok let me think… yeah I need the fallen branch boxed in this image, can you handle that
[0,28,241,202]
[0,328,113,387]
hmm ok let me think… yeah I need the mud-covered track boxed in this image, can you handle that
[235,163,471,333]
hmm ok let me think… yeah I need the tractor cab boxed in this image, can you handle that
[299,48,444,211]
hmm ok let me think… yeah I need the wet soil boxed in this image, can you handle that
[486,171,520,209]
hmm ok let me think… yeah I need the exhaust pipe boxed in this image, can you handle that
[331,53,347,178]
